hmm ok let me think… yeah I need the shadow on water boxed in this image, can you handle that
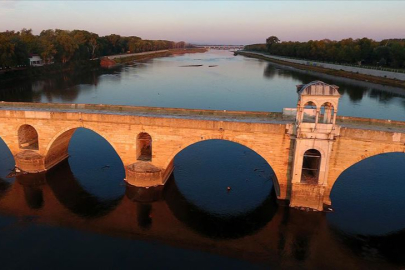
[331,228,405,266]
[160,139,278,239]
[46,160,123,218]
[328,153,405,235]
[0,178,12,200]
[16,173,46,210]
[327,152,405,266]
[164,174,278,239]
[126,185,165,230]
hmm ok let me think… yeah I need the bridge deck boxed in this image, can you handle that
[0,102,404,133]
[0,102,291,124]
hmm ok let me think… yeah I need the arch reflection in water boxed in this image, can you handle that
[45,127,126,218]
[173,140,275,216]
[46,160,123,218]
[165,139,277,239]
[67,128,125,200]
[165,175,277,239]
[328,152,405,236]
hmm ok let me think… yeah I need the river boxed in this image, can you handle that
[0,50,404,269]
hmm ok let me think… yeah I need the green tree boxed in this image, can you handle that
[55,30,78,63]
[39,29,57,64]
[0,31,16,67]
[266,36,280,52]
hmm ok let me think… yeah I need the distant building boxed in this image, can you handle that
[28,55,54,67]
[29,55,43,67]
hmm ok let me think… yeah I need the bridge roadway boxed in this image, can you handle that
[0,101,404,210]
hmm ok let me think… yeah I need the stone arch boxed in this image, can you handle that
[44,126,125,171]
[136,132,152,161]
[18,124,39,150]
[292,145,328,187]
[325,149,405,205]
[302,101,318,123]
[319,102,335,124]
[301,149,321,184]
[162,137,283,197]
[302,100,319,108]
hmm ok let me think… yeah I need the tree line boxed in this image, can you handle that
[0,29,189,68]
[245,36,405,69]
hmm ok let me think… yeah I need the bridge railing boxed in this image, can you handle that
[0,101,288,120]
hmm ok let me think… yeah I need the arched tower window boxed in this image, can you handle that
[302,101,317,123]
[18,125,39,150]
[301,149,321,184]
[137,132,152,161]
[319,102,335,124]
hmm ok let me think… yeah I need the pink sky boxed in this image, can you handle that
[1,1,404,44]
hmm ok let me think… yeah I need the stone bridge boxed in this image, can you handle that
[195,45,244,50]
[0,81,404,210]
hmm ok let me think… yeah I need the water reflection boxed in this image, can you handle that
[68,128,126,201]
[0,68,118,103]
[17,173,46,210]
[136,203,153,230]
[329,227,405,266]
[165,175,277,239]
[0,178,12,200]
[126,185,164,203]
[172,140,274,216]
[126,185,164,230]
[0,152,403,267]
[328,153,405,235]
[47,160,123,218]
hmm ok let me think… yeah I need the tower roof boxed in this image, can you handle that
[296,81,340,96]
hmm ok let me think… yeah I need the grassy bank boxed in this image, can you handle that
[113,48,207,64]
[236,51,405,89]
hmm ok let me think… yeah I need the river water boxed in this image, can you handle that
[0,50,404,269]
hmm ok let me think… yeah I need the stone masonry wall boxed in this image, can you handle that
[0,109,292,200]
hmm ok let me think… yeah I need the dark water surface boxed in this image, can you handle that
[0,50,404,269]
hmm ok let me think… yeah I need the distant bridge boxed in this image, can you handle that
[194,45,244,50]
[0,81,404,210]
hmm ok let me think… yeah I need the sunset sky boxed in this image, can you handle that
[1,1,404,45]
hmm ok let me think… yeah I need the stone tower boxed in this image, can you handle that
[289,81,341,210]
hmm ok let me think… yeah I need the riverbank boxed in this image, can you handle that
[236,51,405,89]
[1,48,208,83]
[101,48,207,67]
